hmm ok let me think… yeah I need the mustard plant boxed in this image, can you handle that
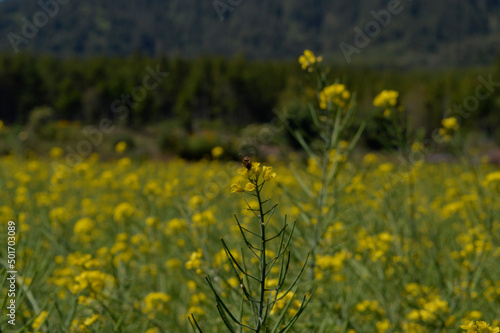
[277,50,365,279]
[190,159,313,332]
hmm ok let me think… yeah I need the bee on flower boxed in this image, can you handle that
[231,157,276,194]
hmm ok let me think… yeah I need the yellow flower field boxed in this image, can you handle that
[0,153,499,332]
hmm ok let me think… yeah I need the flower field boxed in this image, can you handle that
[0,152,499,332]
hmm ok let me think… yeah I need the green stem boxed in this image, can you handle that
[255,179,267,332]
[310,143,330,281]
[408,166,416,240]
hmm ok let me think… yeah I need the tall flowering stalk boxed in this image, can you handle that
[372,89,419,238]
[190,160,313,332]
[278,50,365,280]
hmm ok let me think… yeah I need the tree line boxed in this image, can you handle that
[0,53,499,144]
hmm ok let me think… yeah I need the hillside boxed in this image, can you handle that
[1,0,500,67]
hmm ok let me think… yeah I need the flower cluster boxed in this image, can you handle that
[141,292,171,319]
[484,171,500,190]
[70,314,100,332]
[33,310,49,331]
[439,117,460,142]
[461,320,500,332]
[373,90,399,107]
[404,283,450,324]
[298,49,322,72]
[319,83,351,109]
[356,230,394,262]
[71,270,115,304]
[270,291,302,316]
[185,248,203,275]
[231,161,276,193]
[373,90,399,117]
[73,217,99,244]
[314,250,350,281]
[115,141,127,154]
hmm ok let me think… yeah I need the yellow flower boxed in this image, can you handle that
[262,166,276,182]
[485,171,500,186]
[142,292,171,319]
[461,321,476,331]
[319,84,350,109]
[33,310,48,331]
[115,141,127,154]
[411,142,424,152]
[467,311,483,320]
[438,117,459,142]
[442,117,459,130]
[244,182,256,191]
[476,321,489,331]
[189,195,204,209]
[250,162,261,177]
[0,119,3,131]
[113,202,135,223]
[231,183,244,193]
[363,153,378,165]
[49,146,64,158]
[145,216,159,227]
[270,291,301,316]
[186,249,203,272]
[71,270,114,297]
[74,217,95,236]
[376,319,391,333]
[211,146,224,158]
[237,167,249,177]
[165,218,188,235]
[373,90,399,108]
[298,49,322,71]
[73,217,98,243]
[83,314,99,326]
[166,258,181,269]
[188,306,206,316]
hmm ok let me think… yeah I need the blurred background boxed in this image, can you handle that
[0,0,499,160]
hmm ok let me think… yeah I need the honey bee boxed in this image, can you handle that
[242,156,252,170]
[239,154,253,170]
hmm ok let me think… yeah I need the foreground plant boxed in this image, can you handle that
[461,320,500,332]
[190,158,313,332]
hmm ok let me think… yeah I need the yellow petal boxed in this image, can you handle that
[244,183,256,191]
[237,167,248,177]
[231,184,244,193]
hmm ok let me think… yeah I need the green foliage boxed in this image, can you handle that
[0,54,500,146]
[1,0,500,67]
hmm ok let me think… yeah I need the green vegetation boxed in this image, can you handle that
[1,54,500,158]
[1,0,500,67]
